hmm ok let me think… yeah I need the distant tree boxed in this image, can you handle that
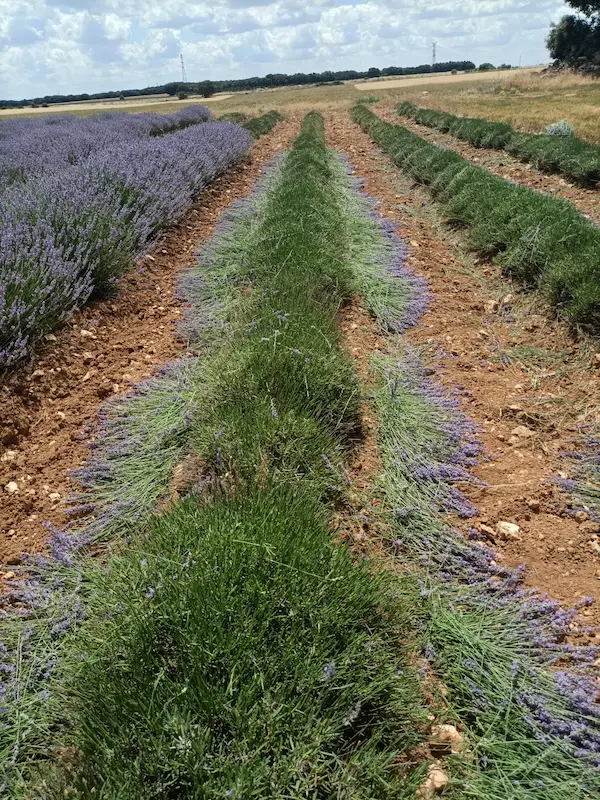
[367,67,381,78]
[197,81,216,98]
[177,91,188,100]
[164,82,182,96]
[478,62,496,71]
[498,63,512,70]
[118,93,125,101]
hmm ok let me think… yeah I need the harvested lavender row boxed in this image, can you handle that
[0,119,252,367]
[352,104,600,333]
[0,104,211,191]
[362,199,600,794]
[0,157,282,790]
[332,153,429,331]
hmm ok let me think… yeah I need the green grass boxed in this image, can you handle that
[352,103,600,332]
[397,101,600,184]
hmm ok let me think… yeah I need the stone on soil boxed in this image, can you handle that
[418,763,449,798]
[496,521,522,541]
[430,723,464,753]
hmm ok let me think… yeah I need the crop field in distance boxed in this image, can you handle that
[1,68,600,798]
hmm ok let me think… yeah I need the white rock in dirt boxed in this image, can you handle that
[48,492,61,502]
[430,724,464,753]
[501,293,514,307]
[418,764,449,799]
[0,450,17,463]
[511,425,534,439]
[5,482,19,494]
[496,521,522,541]
[484,299,499,314]
[508,425,535,445]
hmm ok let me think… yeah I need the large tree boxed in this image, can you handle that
[547,0,600,67]
[563,0,600,17]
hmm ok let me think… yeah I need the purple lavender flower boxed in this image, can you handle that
[0,113,251,365]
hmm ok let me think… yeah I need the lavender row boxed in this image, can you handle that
[0,104,211,191]
[0,120,252,367]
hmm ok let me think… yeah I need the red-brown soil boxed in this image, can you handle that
[376,103,600,226]
[0,120,299,565]
[326,110,600,628]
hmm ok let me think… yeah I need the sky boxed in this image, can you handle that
[0,0,569,100]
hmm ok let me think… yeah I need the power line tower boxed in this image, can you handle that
[432,41,437,67]
[180,53,187,84]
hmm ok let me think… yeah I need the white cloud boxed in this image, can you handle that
[0,0,569,99]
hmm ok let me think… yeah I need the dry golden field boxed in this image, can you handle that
[389,69,600,142]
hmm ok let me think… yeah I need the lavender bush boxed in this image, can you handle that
[0,105,211,191]
[0,116,252,366]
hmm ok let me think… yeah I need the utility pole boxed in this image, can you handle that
[180,53,187,84]
[432,41,437,67]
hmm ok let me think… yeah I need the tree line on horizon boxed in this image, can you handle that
[0,61,480,109]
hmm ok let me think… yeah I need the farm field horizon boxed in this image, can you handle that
[1,70,600,796]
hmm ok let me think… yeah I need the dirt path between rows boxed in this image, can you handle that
[326,110,600,630]
[0,119,299,566]
[375,103,600,226]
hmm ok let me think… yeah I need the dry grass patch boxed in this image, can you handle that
[387,69,600,143]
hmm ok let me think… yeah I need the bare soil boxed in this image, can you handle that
[326,110,600,628]
[376,104,600,224]
[0,119,299,565]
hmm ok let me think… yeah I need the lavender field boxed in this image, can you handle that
[0,106,251,366]
[1,89,600,799]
